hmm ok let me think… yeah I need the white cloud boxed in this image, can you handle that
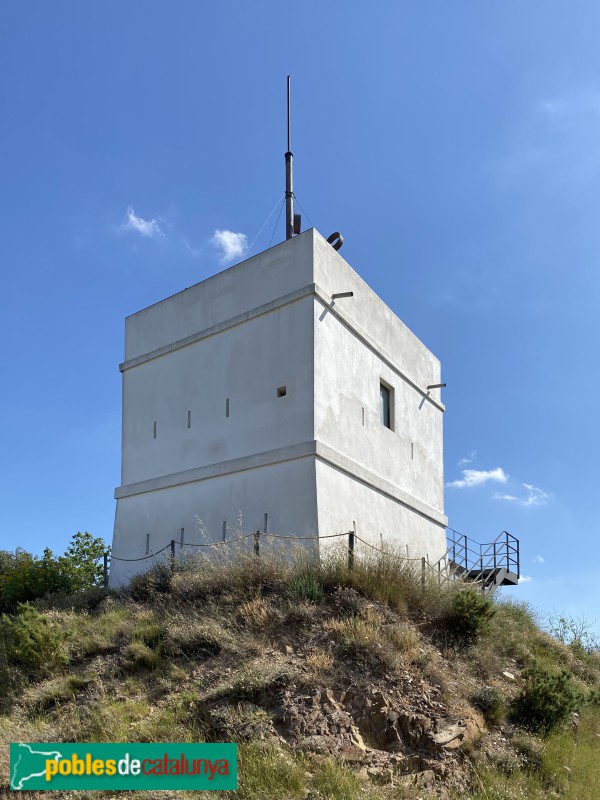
[521,483,551,507]
[519,575,533,584]
[494,483,551,508]
[533,555,545,564]
[211,229,247,264]
[446,467,508,489]
[458,450,477,466]
[122,206,164,239]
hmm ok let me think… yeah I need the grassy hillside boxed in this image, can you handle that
[1,545,599,799]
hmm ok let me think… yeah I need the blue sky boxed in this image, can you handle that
[1,2,598,634]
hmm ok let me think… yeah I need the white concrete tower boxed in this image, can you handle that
[109,229,447,586]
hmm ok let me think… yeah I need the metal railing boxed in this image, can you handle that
[104,525,519,591]
[440,528,520,588]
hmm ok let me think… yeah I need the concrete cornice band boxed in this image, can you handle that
[114,440,448,529]
[119,283,445,413]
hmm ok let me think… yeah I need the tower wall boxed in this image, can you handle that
[110,229,447,586]
[110,457,319,587]
[312,232,446,559]
[120,297,314,487]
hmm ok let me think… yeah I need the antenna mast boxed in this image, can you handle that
[285,75,294,240]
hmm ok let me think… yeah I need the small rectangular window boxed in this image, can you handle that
[187,410,191,429]
[145,533,150,555]
[153,421,157,439]
[380,382,393,429]
[180,527,185,547]
[225,398,230,417]
[277,385,287,398]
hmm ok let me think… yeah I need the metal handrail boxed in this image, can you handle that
[436,528,520,588]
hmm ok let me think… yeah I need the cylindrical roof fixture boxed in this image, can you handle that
[327,232,344,251]
[426,383,446,390]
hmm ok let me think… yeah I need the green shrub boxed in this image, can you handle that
[511,664,584,734]
[587,687,600,707]
[288,572,324,604]
[473,685,506,725]
[0,604,68,678]
[0,534,109,613]
[31,586,111,613]
[447,588,496,645]
[0,549,74,612]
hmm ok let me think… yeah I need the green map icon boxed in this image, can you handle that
[11,744,63,790]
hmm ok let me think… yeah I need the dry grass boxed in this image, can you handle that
[1,547,600,800]
[163,614,234,658]
[122,640,161,672]
[323,615,380,650]
[238,595,277,629]
[386,621,421,662]
[305,649,335,672]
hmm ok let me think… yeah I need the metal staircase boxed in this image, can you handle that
[438,529,520,592]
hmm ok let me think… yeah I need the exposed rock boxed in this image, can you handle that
[433,722,467,747]
[366,765,394,784]
[397,768,437,790]
[570,712,580,731]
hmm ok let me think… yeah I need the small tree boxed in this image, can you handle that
[0,548,73,612]
[511,664,584,735]
[446,587,496,646]
[61,532,109,591]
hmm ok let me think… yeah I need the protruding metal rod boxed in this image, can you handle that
[285,75,294,240]
[287,75,291,152]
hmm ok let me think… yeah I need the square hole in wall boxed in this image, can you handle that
[277,385,287,398]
